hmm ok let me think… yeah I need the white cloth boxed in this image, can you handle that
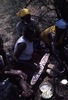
[14,36,33,60]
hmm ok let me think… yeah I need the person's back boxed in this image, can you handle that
[40,25,56,47]
[41,19,68,69]
[40,19,67,48]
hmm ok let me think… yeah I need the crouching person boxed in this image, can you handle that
[0,36,34,98]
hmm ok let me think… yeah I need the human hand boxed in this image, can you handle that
[21,89,34,98]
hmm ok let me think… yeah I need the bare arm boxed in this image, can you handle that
[5,69,27,80]
[14,42,26,59]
